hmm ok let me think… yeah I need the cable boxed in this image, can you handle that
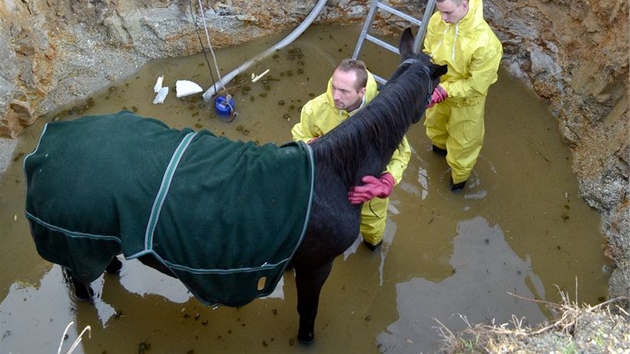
[189,0,217,94]
[189,0,235,117]
[196,0,226,98]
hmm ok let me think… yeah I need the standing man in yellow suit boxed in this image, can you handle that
[423,0,503,191]
[291,59,411,251]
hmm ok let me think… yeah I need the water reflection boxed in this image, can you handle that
[430,155,495,202]
[115,259,192,303]
[0,267,78,353]
[377,216,547,353]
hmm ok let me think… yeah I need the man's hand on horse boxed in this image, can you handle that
[427,84,448,108]
[347,172,395,204]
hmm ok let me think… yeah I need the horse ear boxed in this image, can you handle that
[431,64,448,79]
[399,28,415,58]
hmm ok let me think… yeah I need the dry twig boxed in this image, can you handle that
[435,286,630,353]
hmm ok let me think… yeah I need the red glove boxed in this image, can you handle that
[427,84,447,108]
[348,172,395,204]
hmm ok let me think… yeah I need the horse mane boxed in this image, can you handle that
[311,60,432,188]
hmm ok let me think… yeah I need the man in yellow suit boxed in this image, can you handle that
[423,0,503,191]
[291,59,410,251]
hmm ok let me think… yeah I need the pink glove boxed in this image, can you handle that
[427,84,448,108]
[348,172,395,204]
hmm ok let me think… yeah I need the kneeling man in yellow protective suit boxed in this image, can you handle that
[291,58,410,251]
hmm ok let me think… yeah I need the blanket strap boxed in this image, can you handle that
[144,132,198,250]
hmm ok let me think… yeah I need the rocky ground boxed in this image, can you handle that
[0,0,628,350]
[0,139,17,178]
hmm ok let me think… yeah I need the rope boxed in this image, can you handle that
[189,0,231,101]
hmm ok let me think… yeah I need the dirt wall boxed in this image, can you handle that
[0,0,628,301]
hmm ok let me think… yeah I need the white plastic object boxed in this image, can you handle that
[153,87,169,104]
[154,76,164,93]
[176,80,203,98]
[252,69,270,83]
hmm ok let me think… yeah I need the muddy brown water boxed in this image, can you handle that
[0,25,611,353]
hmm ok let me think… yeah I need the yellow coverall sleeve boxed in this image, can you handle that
[440,42,502,100]
[291,93,343,142]
[384,136,411,185]
[291,99,322,142]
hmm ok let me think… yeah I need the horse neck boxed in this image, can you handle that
[312,81,419,188]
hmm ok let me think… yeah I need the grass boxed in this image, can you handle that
[435,285,630,353]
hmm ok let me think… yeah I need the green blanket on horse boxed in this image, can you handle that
[24,111,314,307]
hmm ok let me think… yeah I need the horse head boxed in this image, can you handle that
[386,27,448,124]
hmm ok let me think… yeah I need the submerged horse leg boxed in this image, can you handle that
[105,256,123,274]
[294,260,334,344]
[63,256,123,301]
[63,267,94,301]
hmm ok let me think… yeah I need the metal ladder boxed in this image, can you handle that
[352,0,437,84]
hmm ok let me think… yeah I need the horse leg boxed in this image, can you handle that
[105,256,123,274]
[138,254,177,277]
[62,267,94,302]
[61,255,121,301]
[294,260,334,344]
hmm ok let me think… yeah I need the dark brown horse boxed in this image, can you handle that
[23,28,446,344]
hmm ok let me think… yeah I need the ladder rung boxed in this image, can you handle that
[376,3,425,27]
[353,0,436,84]
[365,34,399,54]
[372,73,387,85]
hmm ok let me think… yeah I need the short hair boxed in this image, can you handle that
[437,0,465,4]
[335,59,368,91]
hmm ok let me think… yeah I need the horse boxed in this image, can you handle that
[23,27,446,344]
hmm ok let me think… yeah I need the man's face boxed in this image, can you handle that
[436,0,469,24]
[331,69,366,112]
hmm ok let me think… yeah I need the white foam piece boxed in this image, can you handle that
[153,87,169,104]
[153,76,164,93]
[176,80,203,98]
